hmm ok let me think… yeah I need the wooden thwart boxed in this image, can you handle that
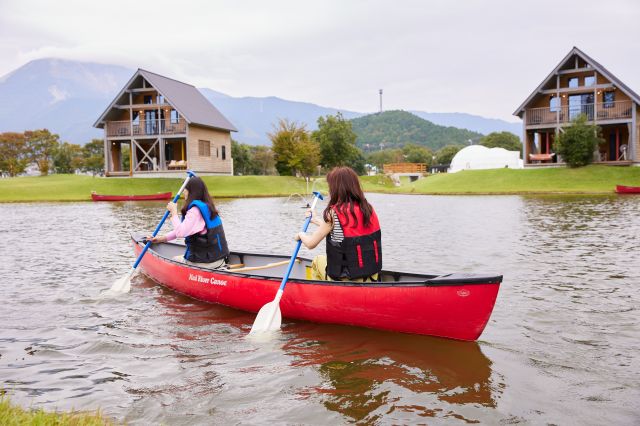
[231,259,298,273]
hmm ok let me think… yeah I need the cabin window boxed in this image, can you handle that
[568,77,579,88]
[170,109,179,124]
[144,95,153,104]
[603,91,615,108]
[198,140,211,157]
[222,145,226,160]
[584,76,595,87]
[549,96,560,112]
[158,94,164,104]
[132,111,140,125]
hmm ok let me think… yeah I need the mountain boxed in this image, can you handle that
[198,89,362,145]
[0,58,132,144]
[351,110,483,151]
[0,58,520,145]
[410,111,521,137]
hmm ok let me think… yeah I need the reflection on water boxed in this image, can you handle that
[0,194,639,424]
[284,326,498,424]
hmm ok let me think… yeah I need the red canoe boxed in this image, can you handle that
[91,192,172,201]
[615,185,640,194]
[132,235,502,341]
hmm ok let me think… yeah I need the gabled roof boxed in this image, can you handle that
[93,69,237,132]
[513,47,640,117]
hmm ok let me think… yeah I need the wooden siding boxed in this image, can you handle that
[636,105,640,162]
[187,125,232,174]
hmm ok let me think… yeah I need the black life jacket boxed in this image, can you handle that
[183,200,229,263]
[325,203,382,280]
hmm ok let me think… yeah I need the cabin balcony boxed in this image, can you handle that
[106,118,187,138]
[525,101,632,128]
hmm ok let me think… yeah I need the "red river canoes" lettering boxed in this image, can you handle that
[188,273,227,286]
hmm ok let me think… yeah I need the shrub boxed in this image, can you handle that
[555,114,603,167]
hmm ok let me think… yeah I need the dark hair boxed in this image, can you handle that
[181,176,218,219]
[322,166,373,227]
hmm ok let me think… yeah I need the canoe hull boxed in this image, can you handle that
[91,192,172,201]
[615,185,640,194]
[134,241,501,341]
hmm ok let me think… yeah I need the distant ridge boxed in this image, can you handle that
[351,110,484,151]
[0,58,521,145]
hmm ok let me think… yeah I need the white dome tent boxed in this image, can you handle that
[449,145,523,173]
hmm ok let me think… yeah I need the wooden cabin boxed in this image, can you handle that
[514,47,640,167]
[94,69,236,176]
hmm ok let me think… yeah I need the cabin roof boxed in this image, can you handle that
[513,46,640,117]
[93,69,237,132]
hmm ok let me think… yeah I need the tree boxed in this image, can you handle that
[0,132,29,177]
[269,119,319,177]
[53,142,84,174]
[82,139,104,176]
[402,144,434,164]
[479,131,522,152]
[312,113,362,170]
[25,129,59,176]
[366,149,404,170]
[435,145,463,165]
[555,114,603,167]
[251,145,276,175]
[0,132,25,175]
[231,139,252,175]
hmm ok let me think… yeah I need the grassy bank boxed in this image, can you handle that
[0,395,110,425]
[0,174,320,202]
[400,165,640,194]
[0,166,638,202]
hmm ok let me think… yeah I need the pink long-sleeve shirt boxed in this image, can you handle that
[165,208,206,241]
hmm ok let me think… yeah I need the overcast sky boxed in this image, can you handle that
[1,0,639,121]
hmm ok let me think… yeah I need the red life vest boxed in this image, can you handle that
[325,203,382,280]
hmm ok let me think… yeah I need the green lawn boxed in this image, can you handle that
[0,395,110,425]
[389,165,640,194]
[0,174,318,202]
[0,166,638,202]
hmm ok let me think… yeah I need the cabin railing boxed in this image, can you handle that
[526,100,633,126]
[106,118,187,137]
[383,163,427,174]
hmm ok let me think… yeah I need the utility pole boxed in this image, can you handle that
[379,89,383,113]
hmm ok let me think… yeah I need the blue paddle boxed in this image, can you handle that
[250,191,324,333]
[109,170,196,293]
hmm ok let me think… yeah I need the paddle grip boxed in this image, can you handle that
[132,171,196,270]
[277,193,322,291]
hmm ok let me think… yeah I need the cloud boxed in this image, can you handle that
[48,85,69,104]
[1,0,640,121]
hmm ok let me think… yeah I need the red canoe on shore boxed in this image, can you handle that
[132,235,502,341]
[615,185,640,194]
[91,192,172,201]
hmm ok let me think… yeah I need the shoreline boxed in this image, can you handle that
[0,166,637,202]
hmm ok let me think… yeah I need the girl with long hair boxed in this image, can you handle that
[296,166,382,281]
[150,176,229,268]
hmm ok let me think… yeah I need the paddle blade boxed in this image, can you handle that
[109,269,134,293]
[250,300,282,334]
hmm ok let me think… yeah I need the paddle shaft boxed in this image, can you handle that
[276,194,321,293]
[131,171,195,270]
[249,191,324,333]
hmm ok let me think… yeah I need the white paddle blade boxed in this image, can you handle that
[250,300,282,334]
[109,269,134,293]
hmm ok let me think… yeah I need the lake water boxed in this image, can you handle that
[0,193,638,424]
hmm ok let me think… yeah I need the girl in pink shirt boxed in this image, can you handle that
[150,177,229,267]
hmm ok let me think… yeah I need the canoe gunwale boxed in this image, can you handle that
[132,235,503,288]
